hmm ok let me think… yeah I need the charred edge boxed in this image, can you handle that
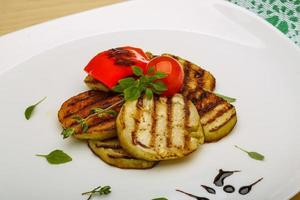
[66,96,122,126]
[132,97,143,145]
[181,61,191,96]
[183,98,191,150]
[137,141,150,148]
[195,67,205,90]
[150,97,158,147]
[73,118,116,135]
[209,112,236,132]
[107,154,133,159]
[198,93,225,116]
[166,97,173,148]
[202,103,234,126]
[95,141,121,149]
[62,93,104,118]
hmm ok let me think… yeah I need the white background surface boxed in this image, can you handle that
[0,0,300,199]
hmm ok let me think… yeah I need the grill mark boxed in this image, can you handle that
[132,97,143,145]
[150,97,158,147]
[95,142,121,149]
[181,61,191,96]
[183,98,191,150]
[166,97,173,148]
[107,154,133,159]
[67,102,121,128]
[64,95,122,126]
[61,94,104,118]
[137,141,149,148]
[199,98,224,116]
[209,113,237,132]
[73,118,116,135]
[202,104,234,126]
[195,67,205,90]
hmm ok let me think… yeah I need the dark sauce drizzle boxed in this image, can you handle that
[223,185,235,193]
[213,169,240,187]
[176,189,209,200]
[239,178,263,195]
[200,185,216,194]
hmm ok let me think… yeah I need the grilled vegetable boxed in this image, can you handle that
[58,90,122,140]
[116,94,204,161]
[84,75,110,92]
[84,52,216,93]
[88,138,157,169]
[187,89,237,142]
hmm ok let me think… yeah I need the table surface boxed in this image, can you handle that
[0,0,299,199]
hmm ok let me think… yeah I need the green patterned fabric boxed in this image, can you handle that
[228,0,300,46]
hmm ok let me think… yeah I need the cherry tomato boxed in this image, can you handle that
[84,46,149,88]
[147,56,184,96]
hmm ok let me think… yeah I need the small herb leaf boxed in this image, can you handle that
[73,116,89,133]
[154,71,168,79]
[145,88,153,99]
[119,77,136,88]
[248,152,265,161]
[124,86,141,101]
[61,128,75,139]
[214,93,236,103]
[82,185,111,200]
[24,97,47,120]
[235,145,265,161]
[146,66,155,74]
[36,149,72,164]
[132,66,143,76]
[151,81,168,92]
[114,66,167,101]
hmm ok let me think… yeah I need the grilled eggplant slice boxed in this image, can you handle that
[58,90,122,140]
[116,94,204,161]
[84,75,110,92]
[88,138,157,169]
[186,89,237,142]
[84,53,216,93]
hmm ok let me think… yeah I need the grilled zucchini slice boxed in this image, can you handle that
[58,90,122,140]
[88,138,157,169]
[116,94,204,161]
[187,89,237,142]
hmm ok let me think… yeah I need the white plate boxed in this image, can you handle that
[0,0,299,200]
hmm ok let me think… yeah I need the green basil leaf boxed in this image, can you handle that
[145,88,153,99]
[105,110,117,116]
[61,128,75,139]
[214,93,236,103]
[119,77,136,88]
[154,71,168,79]
[248,152,265,161]
[146,66,155,74]
[151,81,167,92]
[124,86,141,101]
[24,97,47,120]
[113,85,124,93]
[235,145,265,161]
[132,66,143,76]
[36,149,72,164]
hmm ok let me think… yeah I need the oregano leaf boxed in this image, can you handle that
[132,66,143,76]
[36,149,72,164]
[24,97,47,120]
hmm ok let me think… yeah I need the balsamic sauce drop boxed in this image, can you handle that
[176,189,209,200]
[239,177,263,195]
[223,185,235,193]
[213,169,240,187]
[200,185,216,194]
